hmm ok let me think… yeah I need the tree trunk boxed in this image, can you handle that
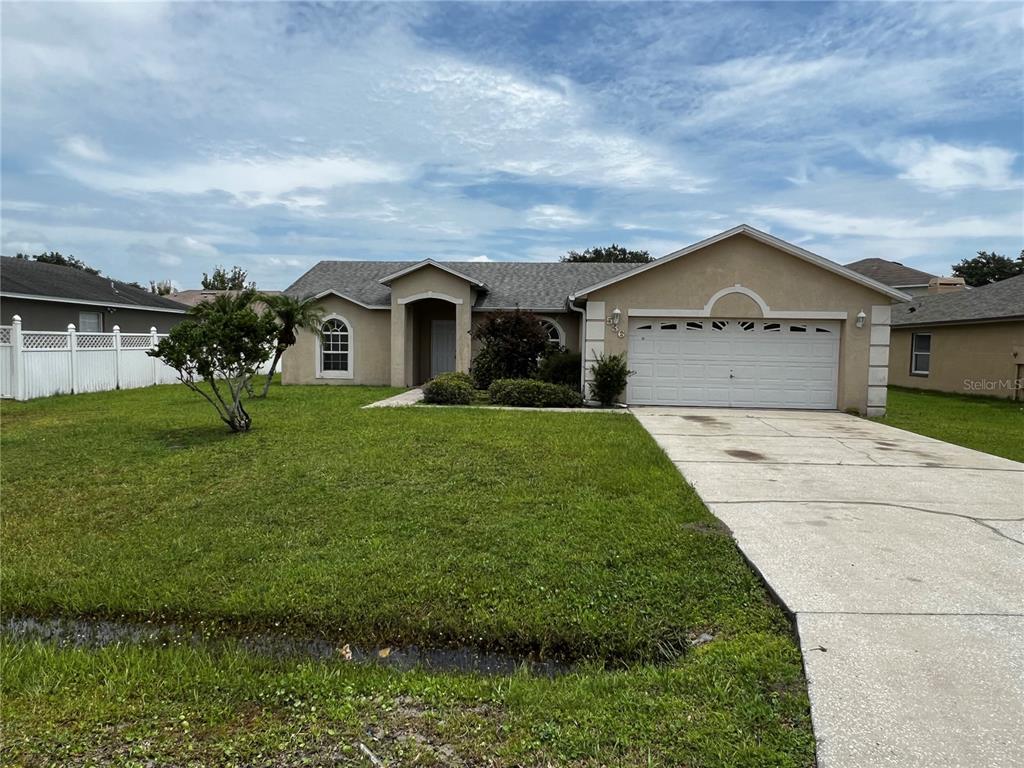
[259,347,285,398]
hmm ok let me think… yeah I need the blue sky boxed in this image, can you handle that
[2,1,1021,290]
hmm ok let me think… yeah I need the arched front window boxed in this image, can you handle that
[538,317,565,348]
[317,317,352,378]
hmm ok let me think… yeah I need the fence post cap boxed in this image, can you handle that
[150,327,157,333]
[113,325,120,332]
[67,323,76,331]
[12,314,21,323]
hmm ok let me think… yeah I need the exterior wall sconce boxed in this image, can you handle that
[855,310,867,328]
[607,307,624,338]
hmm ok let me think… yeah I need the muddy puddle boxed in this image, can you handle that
[1,615,571,677]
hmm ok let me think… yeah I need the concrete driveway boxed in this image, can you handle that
[631,407,1024,768]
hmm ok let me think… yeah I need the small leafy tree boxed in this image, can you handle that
[149,290,277,432]
[258,293,324,397]
[16,251,101,275]
[951,250,1024,286]
[562,244,652,263]
[470,310,550,388]
[201,265,254,290]
[588,353,633,406]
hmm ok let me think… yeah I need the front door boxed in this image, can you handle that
[430,319,456,378]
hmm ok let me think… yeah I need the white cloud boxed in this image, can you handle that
[873,139,1021,192]
[526,205,590,228]
[60,135,109,162]
[57,153,406,206]
[157,253,182,267]
[748,206,1023,240]
[467,255,491,262]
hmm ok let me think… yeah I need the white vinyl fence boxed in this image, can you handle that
[0,315,180,401]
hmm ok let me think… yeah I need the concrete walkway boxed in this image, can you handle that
[631,407,1024,768]
[362,388,424,408]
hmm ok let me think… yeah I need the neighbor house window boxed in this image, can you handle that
[911,333,931,376]
[78,311,102,332]
[537,317,565,347]
[317,316,352,378]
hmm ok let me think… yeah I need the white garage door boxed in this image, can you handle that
[627,318,840,409]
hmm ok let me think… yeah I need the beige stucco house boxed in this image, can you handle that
[888,274,1024,400]
[282,225,910,415]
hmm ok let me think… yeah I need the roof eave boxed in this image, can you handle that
[893,314,1024,328]
[0,291,188,314]
[310,289,389,310]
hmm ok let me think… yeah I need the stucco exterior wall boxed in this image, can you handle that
[584,234,894,413]
[889,321,1024,399]
[1,297,184,333]
[281,295,391,386]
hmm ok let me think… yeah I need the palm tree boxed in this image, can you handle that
[258,293,324,397]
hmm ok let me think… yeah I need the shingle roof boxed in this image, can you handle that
[285,260,638,310]
[892,274,1024,326]
[1,256,188,311]
[844,258,937,287]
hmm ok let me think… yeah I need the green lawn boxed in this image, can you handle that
[874,387,1024,463]
[1,384,814,766]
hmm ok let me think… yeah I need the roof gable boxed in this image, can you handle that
[378,260,487,288]
[570,225,911,302]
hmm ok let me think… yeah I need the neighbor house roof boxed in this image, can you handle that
[570,225,911,302]
[286,260,636,311]
[169,289,281,307]
[892,274,1024,327]
[0,256,188,313]
[844,258,937,288]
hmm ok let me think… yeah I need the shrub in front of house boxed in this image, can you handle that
[423,371,475,405]
[536,349,582,390]
[488,378,584,408]
[588,353,634,406]
[470,310,550,389]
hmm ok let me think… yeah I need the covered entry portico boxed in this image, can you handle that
[382,262,480,387]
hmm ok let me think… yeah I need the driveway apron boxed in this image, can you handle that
[631,407,1024,768]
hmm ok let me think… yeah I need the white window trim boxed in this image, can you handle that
[537,315,566,347]
[316,313,354,380]
[78,310,103,332]
[910,332,931,376]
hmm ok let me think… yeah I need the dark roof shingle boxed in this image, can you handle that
[285,260,637,310]
[1,256,187,311]
[844,258,937,287]
[892,274,1024,326]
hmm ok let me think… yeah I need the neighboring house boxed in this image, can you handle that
[845,257,938,296]
[889,274,1024,400]
[283,225,908,415]
[168,289,282,309]
[0,256,187,332]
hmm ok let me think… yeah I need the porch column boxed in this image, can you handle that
[390,302,408,387]
[455,301,472,374]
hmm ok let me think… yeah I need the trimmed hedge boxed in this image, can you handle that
[423,371,475,405]
[536,350,582,390]
[488,378,584,408]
